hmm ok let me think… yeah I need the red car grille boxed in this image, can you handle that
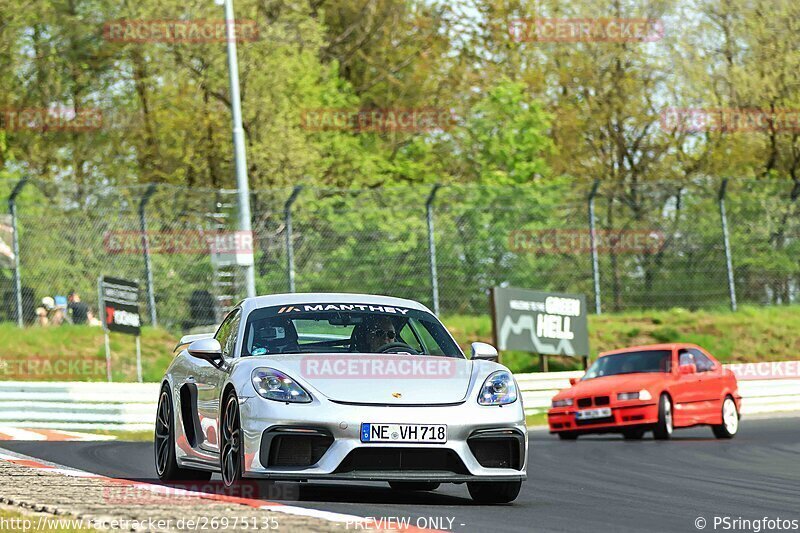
[577,396,611,408]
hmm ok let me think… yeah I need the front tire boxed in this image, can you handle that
[712,396,739,439]
[557,432,578,440]
[467,480,522,504]
[388,482,440,491]
[653,394,673,440]
[220,392,243,487]
[154,385,211,481]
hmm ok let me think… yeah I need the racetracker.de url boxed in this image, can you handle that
[0,514,280,531]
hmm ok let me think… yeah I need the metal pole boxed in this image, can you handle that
[426,184,441,315]
[284,186,303,293]
[139,184,158,326]
[224,0,256,298]
[719,179,737,311]
[98,276,112,382]
[9,178,28,328]
[588,179,602,315]
[135,335,142,383]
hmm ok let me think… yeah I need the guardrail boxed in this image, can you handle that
[0,382,159,431]
[0,361,798,431]
[518,361,800,416]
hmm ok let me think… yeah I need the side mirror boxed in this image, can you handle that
[569,377,579,386]
[470,342,498,361]
[679,363,697,375]
[187,338,222,363]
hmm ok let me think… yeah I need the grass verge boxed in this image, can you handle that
[0,325,175,382]
[1,305,797,380]
[80,428,154,442]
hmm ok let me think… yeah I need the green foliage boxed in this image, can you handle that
[0,0,798,322]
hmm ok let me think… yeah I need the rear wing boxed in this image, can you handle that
[174,332,215,353]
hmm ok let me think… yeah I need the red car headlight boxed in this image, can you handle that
[617,390,653,401]
[552,398,574,408]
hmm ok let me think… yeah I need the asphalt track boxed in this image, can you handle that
[2,416,799,533]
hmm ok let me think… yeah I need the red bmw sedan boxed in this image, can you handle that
[548,343,741,440]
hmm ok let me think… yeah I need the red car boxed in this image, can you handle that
[548,343,741,440]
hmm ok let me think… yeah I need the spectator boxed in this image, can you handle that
[41,296,66,326]
[68,291,89,325]
[35,307,49,327]
[87,309,101,327]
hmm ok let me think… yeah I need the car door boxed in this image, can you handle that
[197,308,241,453]
[690,348,725,422]
[671,349,705,426]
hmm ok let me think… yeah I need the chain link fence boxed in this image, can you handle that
[0,177,797,332]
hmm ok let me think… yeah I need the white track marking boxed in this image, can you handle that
[0,427,47,440]
[0,427,117,441]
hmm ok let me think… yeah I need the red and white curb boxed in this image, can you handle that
[0,427,116,441]
[0,450,437,531]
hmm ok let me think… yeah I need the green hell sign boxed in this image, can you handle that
[491,287,589,357]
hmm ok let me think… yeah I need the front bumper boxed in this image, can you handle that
[548,402,659,434]
[238,397,527,482]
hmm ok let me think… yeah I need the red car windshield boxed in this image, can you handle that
[583,350,672,380]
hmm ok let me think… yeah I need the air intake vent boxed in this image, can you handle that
[334,448,468,474]
[467,429,525,470]
[260,428,333,468]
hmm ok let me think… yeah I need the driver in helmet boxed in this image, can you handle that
[365,315,398,353]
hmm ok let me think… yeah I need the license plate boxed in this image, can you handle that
[576,408,612,420]
[360,423,447,443]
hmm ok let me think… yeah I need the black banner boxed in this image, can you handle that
[100,276,141,335]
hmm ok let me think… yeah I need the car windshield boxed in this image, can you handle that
[241,302,463,357]
[583,350,672,380]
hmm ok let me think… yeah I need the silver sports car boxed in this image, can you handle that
[156,293,527,503]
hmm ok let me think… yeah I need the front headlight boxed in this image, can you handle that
[552,398,574,408]
[617,389,653,401]
[251,368,312,403]
[477,370,518,406]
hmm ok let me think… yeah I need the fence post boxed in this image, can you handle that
[588,179,602,315]
[284,186,303,293]
[426,184,441,315]
[139,184,158,327]
[8,178,28,328]
[718,179,737,311]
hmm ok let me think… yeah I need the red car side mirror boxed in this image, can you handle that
[569,377,579,386]
[679,363,697,375]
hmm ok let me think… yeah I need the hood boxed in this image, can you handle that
[236,353,475,405]
[558,372,667,399]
